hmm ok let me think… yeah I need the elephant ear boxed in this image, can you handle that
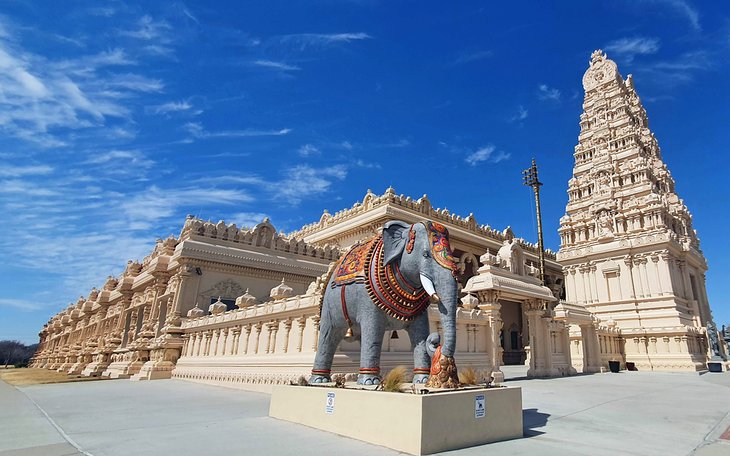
[382,220,411,265]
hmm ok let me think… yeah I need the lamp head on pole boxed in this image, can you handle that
[522,158,542,188]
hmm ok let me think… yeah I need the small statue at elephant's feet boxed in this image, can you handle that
[425,349,460,389]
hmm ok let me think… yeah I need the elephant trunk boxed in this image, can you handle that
[433,271,458,358]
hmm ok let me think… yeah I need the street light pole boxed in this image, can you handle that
[523,158,546,285]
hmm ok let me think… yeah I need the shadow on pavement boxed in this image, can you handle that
[523,408,550,437]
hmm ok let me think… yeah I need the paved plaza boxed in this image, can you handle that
[2,368,730,456]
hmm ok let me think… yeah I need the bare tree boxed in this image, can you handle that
[0,340,37,367]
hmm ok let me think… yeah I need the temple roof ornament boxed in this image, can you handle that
[460,293,479,310]
[235,289,257,309]
[187,303,205,318]
[270,278,293,301]
[208,297,227,315]
[582,49,620,92]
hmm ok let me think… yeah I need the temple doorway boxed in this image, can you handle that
[500,300,526,365]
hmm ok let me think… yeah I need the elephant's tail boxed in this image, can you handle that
[426,332,440,358]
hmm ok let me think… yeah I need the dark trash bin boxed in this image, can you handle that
[707,362,723,373]
[608,360,620,373]
[626,362,637,371]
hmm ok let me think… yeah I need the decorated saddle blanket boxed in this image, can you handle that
[332,237,378,286]
[365,238,430,321]
[331,221,454,321]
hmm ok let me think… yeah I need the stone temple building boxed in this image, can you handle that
[557,50,713,371]
[30,51,725,389]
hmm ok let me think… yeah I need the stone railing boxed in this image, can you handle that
[173,293,497,392]
[595,326,623,367]
[173,293,325,391]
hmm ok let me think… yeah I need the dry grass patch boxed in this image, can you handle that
[381,365,407,392]
[458,367,479,385]
[0,368,109,386]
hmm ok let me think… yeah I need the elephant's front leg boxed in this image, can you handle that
[309,308,347,384]
[358,313,385,385]
[407,314,431,384]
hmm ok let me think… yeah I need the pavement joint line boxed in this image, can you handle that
[690,411,730,454]
[15,385,94,456]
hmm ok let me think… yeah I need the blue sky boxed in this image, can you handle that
[1,1,729,344]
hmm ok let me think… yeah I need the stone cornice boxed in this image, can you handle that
[288,188,557,260]
[170,239,331,278]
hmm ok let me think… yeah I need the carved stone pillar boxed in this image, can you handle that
[283,319,293,353]
[311,315,321,352]
[211,329,220,356]
[203,331,212,356]
[524,299,548,377]
[297,317,307,353]
[477,290,503,382]
[267,321,279,354]
[242,324,252,355]
[579,322,600,373]
[253,323,263,354]
[231,327,241,355]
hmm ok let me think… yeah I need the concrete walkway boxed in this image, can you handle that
[2,370,730,456]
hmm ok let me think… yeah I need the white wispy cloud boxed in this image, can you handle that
[0,298,42,311]
[0,165,54,177]
[385,139,410,148]
[605,37,660,62]
[0,19,169,147]
[252,60,301,71]
[85,149,155,171]
[353,159,381,169]
[639,50,711,86]
[297,144,320,157]
[537,84,561,101]
[465,145,510,166]
[191,175,266,186]
[229,212,269,228]
[277,32,372,50]
[184,122,291,140]
[452,50,492,65]
[0,162,258,309]
[275,165,347,204]
[108,74,164,92]
[180,6,199,24]
[642,0,700,31]
[120,186,253,229]
[87,6,116,18]
[510,105,528,122]
[120,15,172,41]
[118,15,177,58]
[146,100,193,115]
[0,179,59,196]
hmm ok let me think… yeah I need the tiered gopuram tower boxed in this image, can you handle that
[557,50,712,371]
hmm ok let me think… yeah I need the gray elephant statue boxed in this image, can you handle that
[309,220,460,388]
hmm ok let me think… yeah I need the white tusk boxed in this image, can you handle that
[420,274,437,296]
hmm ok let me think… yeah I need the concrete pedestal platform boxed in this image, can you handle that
[269,384,523,455]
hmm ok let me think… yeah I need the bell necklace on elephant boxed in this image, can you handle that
[309,220,460,389]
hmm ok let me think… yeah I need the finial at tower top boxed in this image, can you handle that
[590,49,606,65]
[582,50,619,92]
